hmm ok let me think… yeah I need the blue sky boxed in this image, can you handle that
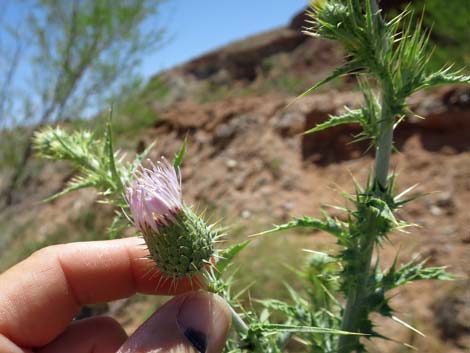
[0,1,308,126]
[142,0,308,76]
[2,0,308,80]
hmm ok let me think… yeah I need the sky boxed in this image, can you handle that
[140,0,308,76]
[1,0,308,82]
[0,0,308,126]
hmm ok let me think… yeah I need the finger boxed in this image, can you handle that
[0,334,33,353]
[118,291,231,353]
[36,316,127,353]
[0,237,200,348]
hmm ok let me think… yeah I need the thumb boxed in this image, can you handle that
[117,291,232,353]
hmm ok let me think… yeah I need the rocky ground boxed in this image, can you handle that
[0,8,469,353]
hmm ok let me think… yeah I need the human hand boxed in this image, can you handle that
[0,237,231,353]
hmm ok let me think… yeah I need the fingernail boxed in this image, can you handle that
[182,327,207,353]
[176,291,231,353]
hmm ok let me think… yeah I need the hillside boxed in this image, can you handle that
[0,8,469,353]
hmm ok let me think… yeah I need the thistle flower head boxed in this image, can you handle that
[127,157,182,232]
[126,157,216,280]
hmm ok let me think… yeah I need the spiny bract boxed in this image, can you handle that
[127,157,217,279]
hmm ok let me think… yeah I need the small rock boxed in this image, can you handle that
[259,185,272,195]
[282,201,294,212]
[240,209,252,219]
[226,159,238,169]
[214,123,236,142]
[430,205,443,216]
[271,111,306,136]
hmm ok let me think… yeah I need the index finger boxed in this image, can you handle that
[0,237,197,348]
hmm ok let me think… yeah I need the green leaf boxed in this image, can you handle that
[259,323,364,336]
[418,67,470,90]
[304,108,363,134]
[216,240,251,277]
[287,60,362,107]
[173,137,188,170]
[383,257,454,291]
[368,198,398,226]
[104,110,124,193]
[252,216,344,238]
[257,299,293,316]
[106,212,129,239]
[43,176,96,202]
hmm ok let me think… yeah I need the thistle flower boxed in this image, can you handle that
[127,157,216,279]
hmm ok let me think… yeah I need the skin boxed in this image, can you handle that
[0,237,231,353]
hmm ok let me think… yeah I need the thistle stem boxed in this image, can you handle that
[337,1,394,351]
[229,304,249,335]
[337,234,375,353]
[338,99,394,353]
[374,104,394,187]
[203,271,249,336]
[338,93,394,353]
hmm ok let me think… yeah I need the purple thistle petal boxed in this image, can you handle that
[127,157,182,233]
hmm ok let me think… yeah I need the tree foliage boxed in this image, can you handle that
[26,0,165,125]
[0,0,166,205]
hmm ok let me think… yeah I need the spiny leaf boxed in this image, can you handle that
[288,60,363,107]
[304,108,363,134]
[257,299,293,316]
[173,136,188,170]
[418,67,470,91]
[368,198,398,225]
[259,323,365,336]
[284,282,306,307]
[43,176,96,202]
[216,240,251,277]
[251,216,344,238]
[105,110,124,193]
[383,257,454,291]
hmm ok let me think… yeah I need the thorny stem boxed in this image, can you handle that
[229,304,249,335]
[373,97,394,188]
[278,321,293,349]
[337,234,375,353]
[337,1,394,352]
[203,271,249,336]
[338,91,394,353]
